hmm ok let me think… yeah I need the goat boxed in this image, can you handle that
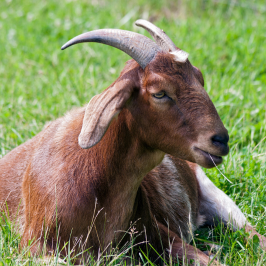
[0,19,264,265]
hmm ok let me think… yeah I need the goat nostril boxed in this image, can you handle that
[211,134,229,147]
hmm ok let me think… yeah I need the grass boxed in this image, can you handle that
[0,0,266,264]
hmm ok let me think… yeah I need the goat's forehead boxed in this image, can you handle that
[144,60,197,89]
[146,55,194,79]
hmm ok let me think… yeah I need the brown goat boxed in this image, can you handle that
[0,20,264,265]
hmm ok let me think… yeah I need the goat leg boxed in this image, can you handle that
[195,164,266,251]
[158,222,223,266]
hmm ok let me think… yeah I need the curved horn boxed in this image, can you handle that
[135,19,189,62]
[61,29,162,69]
[135,19,177,52]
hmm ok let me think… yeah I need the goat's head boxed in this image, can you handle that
[61,20,229,168]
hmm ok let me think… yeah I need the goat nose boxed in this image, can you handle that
[212,133,229,146]
[211,133,229,155]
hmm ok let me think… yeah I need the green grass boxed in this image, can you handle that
[1,0,266,264]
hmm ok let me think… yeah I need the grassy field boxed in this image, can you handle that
[0,0,266,264]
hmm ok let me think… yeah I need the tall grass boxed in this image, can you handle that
[0,0,266,264]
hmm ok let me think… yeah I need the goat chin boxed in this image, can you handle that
[1,20,263,266]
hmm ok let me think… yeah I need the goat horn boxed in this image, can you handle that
[135,19,189,62]
[61,29,162,69]
[135,19,177,52]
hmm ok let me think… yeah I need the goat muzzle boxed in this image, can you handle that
[193,131,229,168]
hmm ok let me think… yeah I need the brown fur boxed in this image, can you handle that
[0,53,230,265]
[142,155,200,242]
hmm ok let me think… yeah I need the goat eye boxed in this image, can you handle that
[153,92,165,99]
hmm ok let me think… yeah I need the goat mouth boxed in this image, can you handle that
[194,147,223,167]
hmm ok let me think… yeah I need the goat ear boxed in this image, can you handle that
[78,79,135,149]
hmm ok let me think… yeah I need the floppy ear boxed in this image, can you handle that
[78,78,136,149]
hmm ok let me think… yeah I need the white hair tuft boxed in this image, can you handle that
[170,50,189,63]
